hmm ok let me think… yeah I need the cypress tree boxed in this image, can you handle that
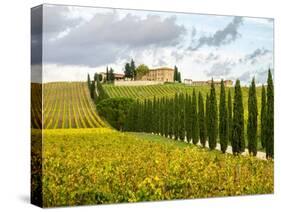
[191,89,199,144]
[174,66,178,82]
[228,90,232,144]
[178,93,185,141]
[260,85,267,149]
[232,80,245,154]
[152,96,157,133]
[177,72,181,83]
[247,77,258,156]
[164,97,169,137]
[209,79,218,150]
[168,98,174,138]
[87,73,91,89]
[205,93,210,139]
[173,93,179,140]
[90,80,95,99]
[130,59,136,80]
[219,80,228,153]
[198,92,207,147]
[186,94,192,142]
[266,69,274,158]
[106,66,109,82]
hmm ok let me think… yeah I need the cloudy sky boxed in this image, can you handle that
[34,4,274,84]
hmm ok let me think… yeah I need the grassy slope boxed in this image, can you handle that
[39,128,273,207]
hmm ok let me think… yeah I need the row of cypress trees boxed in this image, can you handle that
[124,69,274,158]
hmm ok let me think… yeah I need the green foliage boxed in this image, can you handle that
[173,66,182,82]
[87,73,91,89]
[106,66,109,82]
[219,80,228,153]
[232,80,245,154]
[208,79,218,150]
[178,93,185,141]
[228,90,233,144]
[260,85,266,149]
[124,63,132,78]
[174,66,178,82]
[136,64,149,79]
[191,89,199,144]
[266,69,274,158]
[185,94,192,143]
[96,97,135,130]
[198,92,207,147]
[247,78,258,156]
[173,93,179,140]
[205,94,210,139]
[131,59,136,80]
[109,67,115,82]
[41,128,274,207]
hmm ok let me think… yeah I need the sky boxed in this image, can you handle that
[32,4,274,84]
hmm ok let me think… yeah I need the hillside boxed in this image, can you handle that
[31,82,108,129]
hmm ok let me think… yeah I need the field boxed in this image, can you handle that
[36,128,273,207]
[31,82,107,129]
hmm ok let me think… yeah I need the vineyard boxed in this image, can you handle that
[31,82,107,129]
[39,128,273,207]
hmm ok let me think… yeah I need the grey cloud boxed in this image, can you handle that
[44,6,82,35]
[194,52,220,64]
[44,12,186,67]
[205,60,235,77]
[245,48,271,64]
[171,51,184,62]
[188,17,243,51]
[155,58,168,66]
[238,71,251,84]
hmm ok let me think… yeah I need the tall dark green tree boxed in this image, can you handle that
[168,98,174,138]
[205,93,210,139]
[174,93,180,140]
[184,94,190,142]
[208,79,218,150]
[87,73,91,89]
[124,63,132,79]
[177,72,182,83]
[131,59,136,80]
[219,80,228,153]
[232,80,245,154]
[90,80,95,99]
[109,68,115,82]
[174,66,178,82]
[247,77,258,156]
[260,85,267,149]
[191,89,199,144]
[161,97,166,136]
[179,93,185,141]
[106,66,109,82]
[228,90,232,144]
[198,92,207,147]
[266,69,274,158]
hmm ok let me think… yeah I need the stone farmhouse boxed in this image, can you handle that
[139,67,174,82]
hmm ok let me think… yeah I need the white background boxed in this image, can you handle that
[0,0,279,211]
